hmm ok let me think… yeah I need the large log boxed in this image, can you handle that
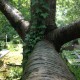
[22,41,75,80]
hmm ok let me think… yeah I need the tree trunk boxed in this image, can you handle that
[22,41,75,80]
[0,0,78,80]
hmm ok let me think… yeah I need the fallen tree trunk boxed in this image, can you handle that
[22,40,75,80]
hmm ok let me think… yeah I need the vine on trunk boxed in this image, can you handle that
[23,0,49,62]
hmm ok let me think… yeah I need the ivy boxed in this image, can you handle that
[23,0,49,60]
[41,13,49,18]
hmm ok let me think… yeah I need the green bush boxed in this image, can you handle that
[68,64,80,80]
[62,50,80,80]
[6,67,22,80]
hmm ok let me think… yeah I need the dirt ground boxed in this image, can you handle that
[1,44,23,65]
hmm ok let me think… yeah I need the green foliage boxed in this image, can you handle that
[9,0,30,20]
[62,50,80,80]
[0,13,17,40]
[0,41,5,50]
[68,65,80,80]
[41,13,49,18]
[7,42,17,51]
[62,50,77,59]
[24,26,46,60]
[6,67,22,80]
[56,0,80,27]
[0,0,28,51]
[0,0,31,43]
[24,0,49,60]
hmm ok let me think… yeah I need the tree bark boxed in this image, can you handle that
[22,41,75,80]
[46,20,80,51]
[0,0,30,41]
[31,0,57,32]
[44,0,56,26]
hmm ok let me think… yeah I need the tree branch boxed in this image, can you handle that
[46,20,80,51]
[0,0,30,41]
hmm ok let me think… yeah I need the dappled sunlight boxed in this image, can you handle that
[0,43,23,79]
[5,3,24,21]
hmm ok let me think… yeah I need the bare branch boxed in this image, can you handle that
[46,20,80,51]
[0,0,30,41]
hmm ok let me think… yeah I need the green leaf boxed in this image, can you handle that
[42,4,49,10]
[36,9,42,13]
[41,13,49,18]
[32,0,37,6]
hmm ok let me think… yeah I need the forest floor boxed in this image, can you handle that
[0,44,23,80]
[0,43,80,80]
[1,44,23,65]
